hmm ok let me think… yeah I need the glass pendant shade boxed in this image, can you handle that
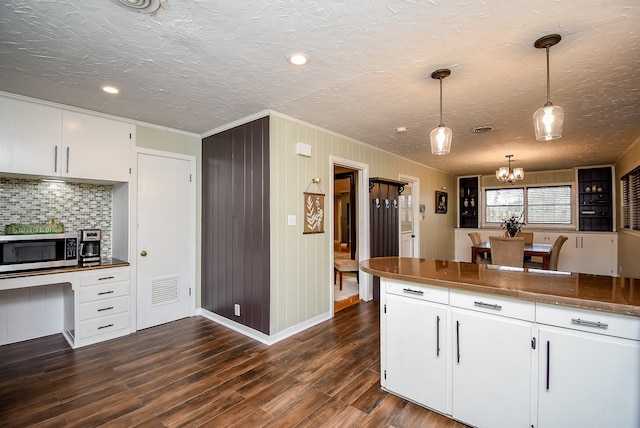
[533,103,564,141]
[430,125,452,155]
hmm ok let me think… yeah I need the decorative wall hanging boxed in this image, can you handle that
[303,178,325,234]
[436,191,448,214]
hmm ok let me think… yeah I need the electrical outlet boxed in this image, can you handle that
[234,304,240,316]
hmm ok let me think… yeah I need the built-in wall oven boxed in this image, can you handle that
[0,233,78,272]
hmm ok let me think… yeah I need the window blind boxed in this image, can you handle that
[527,186,572,224]
[622,166,640,231]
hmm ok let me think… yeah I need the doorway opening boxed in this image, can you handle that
[334,167,359,312]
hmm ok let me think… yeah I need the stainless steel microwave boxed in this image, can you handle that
[0,233,78,272]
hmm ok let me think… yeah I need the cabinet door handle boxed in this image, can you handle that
[98,290,114,295]
[474,301,502,310]
[402,288,424,296]
[436,315,441,357]
[98,323,114,330]
[66,147,70,173]
[546,340,551,390]
[98,276,115,281]
[54,146,58,173]
[571,318,608,329]
[98,306,114,312]
[456,320,461,363]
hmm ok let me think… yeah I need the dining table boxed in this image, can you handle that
[471,241,553,269]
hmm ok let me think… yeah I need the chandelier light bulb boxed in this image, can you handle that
[496,155,524,184]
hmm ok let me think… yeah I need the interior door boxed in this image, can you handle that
[136,151,195,329]
[400,183,414,257]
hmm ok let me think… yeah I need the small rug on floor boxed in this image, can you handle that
[334,274,359,301]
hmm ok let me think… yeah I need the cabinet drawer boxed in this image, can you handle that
[80,268,129,286]
[450,289,535,321]
[536,303,640,341]
[384,279,448,304]
[79,295,129,321]
[79,312,129,339]
[79,281,129,303]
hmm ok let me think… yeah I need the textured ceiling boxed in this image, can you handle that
[1,0,639,176]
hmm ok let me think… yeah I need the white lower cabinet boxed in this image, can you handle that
[450,291,534,428]
[382,280,449,414]
[65,266,131,347]
[381,279,640,427]
[536,304,640,428]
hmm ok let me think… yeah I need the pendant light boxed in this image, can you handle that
[496,155,524,184]
[430,69,452,155]
[533,34,564,141]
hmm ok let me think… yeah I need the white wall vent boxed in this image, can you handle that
[151,276,179,305]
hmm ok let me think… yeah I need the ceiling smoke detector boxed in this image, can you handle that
[473,125,494,133]
[111,0,161,14]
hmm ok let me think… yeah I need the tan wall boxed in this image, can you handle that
[615,138,640,278]
[269,113,456,334]
[481,169,575,188]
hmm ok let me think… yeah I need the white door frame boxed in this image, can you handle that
[399,174,420,258]
[330,156,371,304]
[129,147,197,331]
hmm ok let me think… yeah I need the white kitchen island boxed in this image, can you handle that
[361,257,640,428]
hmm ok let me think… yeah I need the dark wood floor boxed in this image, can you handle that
[0,302,466,427]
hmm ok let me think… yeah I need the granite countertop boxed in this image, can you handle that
[0,258,130,280]
[361,257,640,317]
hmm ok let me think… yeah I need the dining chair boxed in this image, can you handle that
[503,231,533,244]
[468,232,491,264]
[489,236,525,268]
[525,235,568,271]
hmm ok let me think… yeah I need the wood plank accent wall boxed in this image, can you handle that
[202,117,270,334]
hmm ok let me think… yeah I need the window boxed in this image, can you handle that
[485,185,572,225]
[622,166,640,231]
[527,186,572,224]
[485,188,524,223]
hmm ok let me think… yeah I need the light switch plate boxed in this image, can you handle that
[288,215,296,226]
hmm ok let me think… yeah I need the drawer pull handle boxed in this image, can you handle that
[571,318,608,329]
[402,288,424,295]
[98,290,114,295]
[474,301,502,310]
[98,306,114,312]
[98,276,115,281]
[98,323,114,330]
[436,315,441,357]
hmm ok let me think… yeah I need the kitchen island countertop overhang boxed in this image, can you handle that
[361,257,640,317]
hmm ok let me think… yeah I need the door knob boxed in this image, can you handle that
[140,250,147,257]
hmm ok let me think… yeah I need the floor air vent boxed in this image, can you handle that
[151,276,179,305]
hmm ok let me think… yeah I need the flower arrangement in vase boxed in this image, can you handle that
[501,213,525,237]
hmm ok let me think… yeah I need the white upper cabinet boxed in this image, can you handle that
[0,96,62,176]
[0,95,132,182]
[62,111,132,182]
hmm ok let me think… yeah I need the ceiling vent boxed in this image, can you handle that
[111,0,161,14]
[473,125,494,133]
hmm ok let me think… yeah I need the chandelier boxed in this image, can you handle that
[496,155,524,184]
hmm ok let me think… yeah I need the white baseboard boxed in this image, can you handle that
[197,308,332,346]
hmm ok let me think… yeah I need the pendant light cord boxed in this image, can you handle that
[545,46,551,105]
[439,77,444,127]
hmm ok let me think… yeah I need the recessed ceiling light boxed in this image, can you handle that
[287,53,310,66]
[396,127,407,133]
[102,85,120,94]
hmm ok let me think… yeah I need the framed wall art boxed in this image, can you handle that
[435,191,448,214]
[303,192,325,234]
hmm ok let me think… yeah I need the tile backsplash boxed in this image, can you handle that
[0,177,113,257]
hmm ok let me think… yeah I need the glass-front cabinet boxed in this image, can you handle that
[577,166,613,231]
[458,176,479,228]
